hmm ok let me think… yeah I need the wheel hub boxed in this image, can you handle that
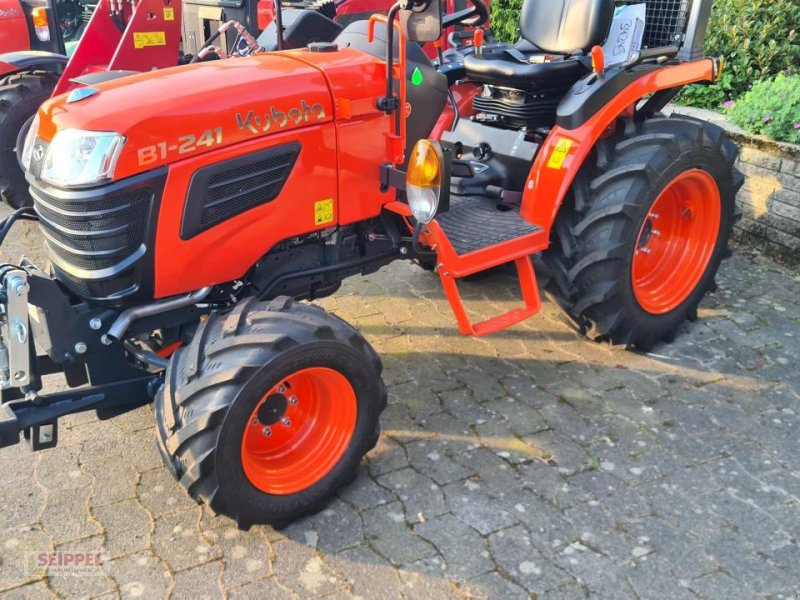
[240,367,357,496]
[631,169,722,315]
[257,393,288,425]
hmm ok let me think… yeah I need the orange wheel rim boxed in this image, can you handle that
[241,367,357,495]
[632,169,721,315]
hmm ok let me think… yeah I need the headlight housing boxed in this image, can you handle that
[40,130,125,188]
[406,139,443,224]
[20,114,40,171]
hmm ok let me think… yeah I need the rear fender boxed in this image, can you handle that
[519,59,716,234]
[0,51,67,77]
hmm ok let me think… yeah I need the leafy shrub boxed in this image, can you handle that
[727,74,800,144]
[490,0,523,44]
[680,0,800,108]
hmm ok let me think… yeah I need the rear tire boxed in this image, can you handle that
[0,71,59,209]
[154,296,387,528]
[544,115,744,350]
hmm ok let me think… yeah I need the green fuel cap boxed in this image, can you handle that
[411,67,424,86]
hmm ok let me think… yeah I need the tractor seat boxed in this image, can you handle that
[464,0,615,91]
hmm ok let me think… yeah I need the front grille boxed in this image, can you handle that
[32,187,153,272]
[200,151,298,228]
[620,0,692,49]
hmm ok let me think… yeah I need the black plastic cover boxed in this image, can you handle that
[519,0,615,54]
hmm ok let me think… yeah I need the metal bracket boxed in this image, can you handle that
[2,271,31,388]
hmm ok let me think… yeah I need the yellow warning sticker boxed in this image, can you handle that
[133,31,166,49]
[546,138,574,169]
[314,198,334,226]
[163,7,175,20]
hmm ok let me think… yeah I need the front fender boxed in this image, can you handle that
[520,59,716,234]
[0,51,67,77]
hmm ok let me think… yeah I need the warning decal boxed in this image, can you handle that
[546,138,574,170]
[314,199,334,226]
[163,7,175,20]
[133,31,167,49]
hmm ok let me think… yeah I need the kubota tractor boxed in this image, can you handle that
[2,0,741,528]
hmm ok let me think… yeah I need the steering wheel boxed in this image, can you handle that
[441,0,489,29]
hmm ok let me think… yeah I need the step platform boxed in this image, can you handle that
[425,196,549,336]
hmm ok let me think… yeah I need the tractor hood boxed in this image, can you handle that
[35,53,335,181]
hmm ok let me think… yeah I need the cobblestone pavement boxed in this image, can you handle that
[0,214,799,599]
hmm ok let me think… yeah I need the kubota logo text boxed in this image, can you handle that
[236,101,326,134]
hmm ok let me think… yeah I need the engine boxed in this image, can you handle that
[471,82,574,130]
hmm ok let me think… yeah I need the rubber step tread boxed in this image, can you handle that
[436,197,541,255]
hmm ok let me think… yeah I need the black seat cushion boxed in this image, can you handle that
[463,49,588,92]
[520,0,615,55]
[463,0,613,91]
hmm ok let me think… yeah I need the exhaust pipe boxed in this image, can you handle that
[103,287,213,345]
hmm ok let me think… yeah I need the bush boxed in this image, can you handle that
[680,0,800,109]
[491,0,523,44]
[727,74,800,144]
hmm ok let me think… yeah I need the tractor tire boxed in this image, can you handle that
[154,296,387,529]
[544,115,744,351]
[0,71,59,209]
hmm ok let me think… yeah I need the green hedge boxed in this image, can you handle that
[681,0,800,109]
[728,75,800,144]
[489,0,800,111]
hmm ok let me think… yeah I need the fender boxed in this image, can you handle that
[0,51,67,77]
[519,58,716,233]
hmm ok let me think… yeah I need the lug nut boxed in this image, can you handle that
[277,385,286,393]
[281,417,292,427]
[640,247,652,255]
[251,417,259,425]
[651,229,661,237]
[262,427,272,437]
[649,212,659,220]
[288,396,298,405]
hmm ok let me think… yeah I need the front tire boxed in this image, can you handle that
[0,71,59,209]
[544,115,744,350]
[154,296,387,528]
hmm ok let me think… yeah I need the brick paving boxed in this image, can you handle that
[0,214,799,599]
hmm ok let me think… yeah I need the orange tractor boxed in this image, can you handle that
[3,0,740,527]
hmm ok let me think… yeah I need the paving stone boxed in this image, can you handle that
[0,526,53,592]
[270,539,348,598]
[0,581,57,599]
[93,499,152,558]
[378,467,448,522]
[111,552,171,600]
[325,545,403,599]
[413,513,493,579]
[152,508,221,572]
[462,570,530,599]
[49,535,115,599]
[443,480,517,535]
[170,560,224,599]
[213,526,272,588]
[227,577,294,599]
[362,502,437,566]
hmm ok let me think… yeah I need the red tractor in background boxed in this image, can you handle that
[2,0,741,529]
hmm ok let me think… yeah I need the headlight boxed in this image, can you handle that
[20,115,40,171]
[406,139,443,224]
[40,130,125,188]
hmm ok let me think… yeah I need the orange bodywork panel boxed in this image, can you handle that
[0,0,30,54]
[283,47,393,226]
[155,125,338,297]
[520,59,716,232]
